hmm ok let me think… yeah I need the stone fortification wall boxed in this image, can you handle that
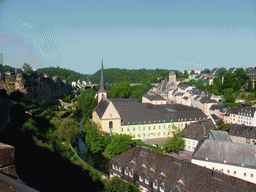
[0,72,75,102]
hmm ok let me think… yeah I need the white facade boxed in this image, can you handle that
[191,159,256,184]
[228,111,256,126]
[71,81,76,87]
[184,138,198,152]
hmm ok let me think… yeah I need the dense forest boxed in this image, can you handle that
[0,64,189,84]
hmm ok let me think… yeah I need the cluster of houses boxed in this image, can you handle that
[92,63,256,190]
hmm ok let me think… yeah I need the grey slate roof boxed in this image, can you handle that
[209,104,230,112]
[208,130,232,142]
[184,118,215,141]
[94,98,207,125]
[175,92,185,96]
[143,91,165,101]
[110,145,256,192]
[210,114,220,123]
[199,96,218,104]
[210,68,219,76]
[229,124,256,139]
[227,67,236,73]
[192,139,256,169]
[224,106,256,117]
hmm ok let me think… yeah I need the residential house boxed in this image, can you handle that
[183,118,215,152]
[209,104,230,119]
[191,138,256,184]
[142,91,167,105]
[110,145,256,191]
[229,124,256,145]
[224,106,256,126]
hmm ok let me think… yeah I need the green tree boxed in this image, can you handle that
[104,175,134,192]
[234,68,249,87]
[214,119,230,131]
[183,70,189,78]
[245,67,253,73]
[223,88,236,103]
[222,72,236,90]
[85,123,110,154]
[22,63,33,74]
[109,82,131,98]
[203,68,210,73]
[217,67,227,78]
[76,88,97,121]
[103,134,134,159]
[164,125,185,153]
[195,79,205,91]
[246,78,253,92]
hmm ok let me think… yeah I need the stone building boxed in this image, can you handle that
[229,124,256,145]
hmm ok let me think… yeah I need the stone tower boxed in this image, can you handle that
[98,59,107,103]
[169,71,176,85]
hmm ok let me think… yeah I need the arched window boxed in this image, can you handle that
[109,121,113,128]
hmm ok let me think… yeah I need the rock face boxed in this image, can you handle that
[0,71,75,103]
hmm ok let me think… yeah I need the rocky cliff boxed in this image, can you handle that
[0,71,75,103]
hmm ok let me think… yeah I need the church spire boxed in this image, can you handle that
[99,58,106,92]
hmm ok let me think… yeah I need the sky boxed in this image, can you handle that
[0,0,256,75]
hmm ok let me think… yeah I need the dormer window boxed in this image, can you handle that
[139,176,143,182]
[112,164,115,170]
[142,164,147,168]
[159,183,165,192]
[125,168,128,175]
[153,180,158,189]
[160,172,166,177]
[145,178,149,185]
[119,167,121,172]
[149,167,155,172]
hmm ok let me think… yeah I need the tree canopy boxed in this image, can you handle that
[214,119,230,132]
[164,125,185,153]
[22,63,33,74]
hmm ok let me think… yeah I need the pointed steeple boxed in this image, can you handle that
[99,58,106,92]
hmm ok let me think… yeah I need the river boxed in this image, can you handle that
[77,115,88,161]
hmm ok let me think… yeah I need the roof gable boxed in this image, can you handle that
[101,101,121,119]
[93,98,110,118]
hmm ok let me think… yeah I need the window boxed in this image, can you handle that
[138,134,141,138]
[153,181,158,189]
[153,126,155,130]
[129,171,133,177]
[148,126,151,130]
[227,170,230,173]
[164,132,166,135]
[143,133,146,137]
[125,169,128,175]
[139,176,143,182]
[122,128,123,132]
[234,171,236,175]
[147,133,150,137]
[116,166,118,170]
[119,167,121,172]
[168,132,170,135]
[159,125,161,129]
[127,127,130,131]
[109,121,113,128]
[244,173,246,176]
[168,125,170,128]
[143,126,145,130]
[153,133,155,136]
[133,134,135,138]
[164,125,166,129]
[145,178,149,185]
[133,127,135,131]
[112,164,115,170]
[138,127,141,131]
[251,174,253,178]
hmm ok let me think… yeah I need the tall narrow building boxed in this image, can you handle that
[98,59,107,103]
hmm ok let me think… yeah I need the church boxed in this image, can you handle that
[92,61,207,146]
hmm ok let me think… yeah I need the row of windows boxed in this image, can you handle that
[132,132,169,138]
[124,125,170,132]
[212,167,254,177]
[123,124,185,132]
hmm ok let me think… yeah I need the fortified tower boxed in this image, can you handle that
[98,59,107,103]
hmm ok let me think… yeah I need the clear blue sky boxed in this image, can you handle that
[0,0,256,75]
